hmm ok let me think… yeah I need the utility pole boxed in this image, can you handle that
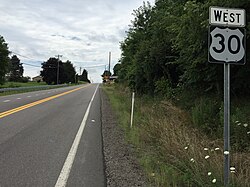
[108,52,111,73]
[55,55,62,85]
[80,67,82,75]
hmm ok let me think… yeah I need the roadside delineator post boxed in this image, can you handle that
[130,92,135,128]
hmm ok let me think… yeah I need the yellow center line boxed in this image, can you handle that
[0,85,88,119]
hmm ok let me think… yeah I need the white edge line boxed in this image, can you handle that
[54,84,99,187]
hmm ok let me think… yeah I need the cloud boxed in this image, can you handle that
[0,0,155,82]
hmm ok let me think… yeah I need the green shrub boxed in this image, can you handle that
[191,98,221,136]
[154,78,174,99]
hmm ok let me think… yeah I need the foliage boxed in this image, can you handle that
[79,69,90,83]
[101,70,111,83]
[8,55,24,82]
[40,57,59,84]
[118,0,250,96]
[113,63,121,76]
[60,60,77,83]
[0,35,10,84]
[101,70,111,77]
[191,97,221,136]
[0,81,46,88]
[103,84,250,187]
[40,58,76,84]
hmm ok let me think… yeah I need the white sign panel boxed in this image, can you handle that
[210,7,245,27]
[208,26,246,64]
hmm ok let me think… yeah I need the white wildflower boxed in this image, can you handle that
[204,148,209,151]
[230,167,235,171]
[190,158,195,162]
[212,179,217,183]
[243,124,248,127]
[224,151,230,155]
[237,123,241,126]
[205,155,210,159]
[215,148,220,151]
[247,131,250,134]
[235,121,239,123]
[208,172,212,176]
[185,146,188,150]
[231,170,236,173]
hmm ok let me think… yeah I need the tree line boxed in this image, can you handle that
[0,36,90,85]
[117,0,250,97]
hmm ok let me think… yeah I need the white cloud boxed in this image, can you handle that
[0,0,155,83]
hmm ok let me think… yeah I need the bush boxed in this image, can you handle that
[154,78,174,99]
[191,98,221,136]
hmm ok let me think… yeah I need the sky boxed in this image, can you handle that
[0,0,154,83]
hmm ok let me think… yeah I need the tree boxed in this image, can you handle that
[118,0,250,96]
[8,55,24,82]
[61,60,77,83]
[101,70,111,83]
[40,58,76,84]
[0,35,10,84]
[113,63,121,76]
[40,57,59,84]
[79,69,90,83]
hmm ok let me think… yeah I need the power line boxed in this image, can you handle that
[22,62,41,68]
[10,51,36,60]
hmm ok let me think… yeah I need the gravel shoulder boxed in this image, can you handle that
[100,89,148,187]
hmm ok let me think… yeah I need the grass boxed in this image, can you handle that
[102,84,250,187]
[0,81,47,88]
[0,81,86,96]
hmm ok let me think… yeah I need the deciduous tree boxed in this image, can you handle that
[0,35,10,84]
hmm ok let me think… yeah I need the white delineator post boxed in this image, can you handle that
[130,92,135,128]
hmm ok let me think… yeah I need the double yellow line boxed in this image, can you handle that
[0,86,85,119]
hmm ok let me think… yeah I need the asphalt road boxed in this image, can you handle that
[0,84,105,187]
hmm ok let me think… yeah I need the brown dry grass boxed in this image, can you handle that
[103,85,250,186]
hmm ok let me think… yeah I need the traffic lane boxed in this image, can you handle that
[0,84,95,146]
[0,84,89,112]
[66,87,105,187]
[0,84,89,113]
[0,84,98,186]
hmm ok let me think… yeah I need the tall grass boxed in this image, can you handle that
[102,84,250,187]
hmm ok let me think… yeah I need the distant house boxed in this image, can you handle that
[32,75,43,82]
[109,76,118,81]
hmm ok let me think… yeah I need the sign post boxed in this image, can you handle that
[209,6,246,187]
[224,63,230,186]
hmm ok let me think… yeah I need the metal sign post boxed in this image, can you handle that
[224,63,230,186]
[209,6,246,187]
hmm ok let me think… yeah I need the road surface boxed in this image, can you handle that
[0,84,105,187]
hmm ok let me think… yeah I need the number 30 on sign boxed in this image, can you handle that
[208,26,246,65]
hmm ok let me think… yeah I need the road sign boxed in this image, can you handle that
[209,6,246,187]
[208,26,246,64]
[209,7,245,27]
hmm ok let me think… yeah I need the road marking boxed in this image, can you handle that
[3,100,10,103]
[17,98,21,100]
[55,84,99,187]
[27,96,31,98]
[0,86,88,119]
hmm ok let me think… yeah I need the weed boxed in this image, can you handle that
[102,84,250,186]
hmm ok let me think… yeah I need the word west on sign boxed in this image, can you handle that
[209,7,245,27]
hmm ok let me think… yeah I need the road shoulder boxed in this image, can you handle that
[100,88,148,187]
